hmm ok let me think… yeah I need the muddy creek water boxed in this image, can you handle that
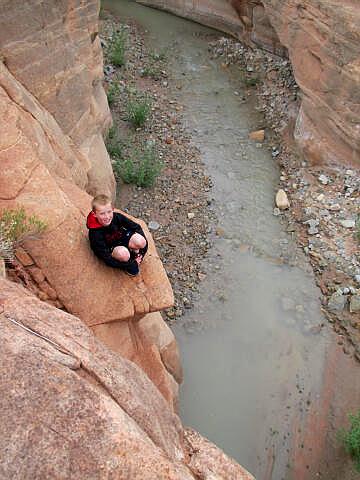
[104,2,360,479]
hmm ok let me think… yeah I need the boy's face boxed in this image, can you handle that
[94,202,114,226]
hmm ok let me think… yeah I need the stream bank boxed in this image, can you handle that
[101,2,360,479]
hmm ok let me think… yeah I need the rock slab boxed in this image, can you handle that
[0,278,255,480]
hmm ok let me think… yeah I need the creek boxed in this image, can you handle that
[103,2,360,479]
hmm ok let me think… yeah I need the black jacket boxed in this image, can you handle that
[86,211,148,269]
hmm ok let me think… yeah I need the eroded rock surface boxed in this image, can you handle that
[0,278,254,480]
[0,57,173,324]
[137,0,360,166]
[0,0,114,196]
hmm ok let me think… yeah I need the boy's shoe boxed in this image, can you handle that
[124,262,139,277]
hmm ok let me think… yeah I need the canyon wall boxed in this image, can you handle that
[137,0,360,166]
[0,0,114,197]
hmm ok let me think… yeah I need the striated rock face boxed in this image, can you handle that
[0,0,114,196]
[263,1,360,166]
[137,0,360,166]
[0,278,255,480]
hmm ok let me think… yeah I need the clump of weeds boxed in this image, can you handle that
[125,90,152,128]
[113,141,163,188]
[338,410,360,472]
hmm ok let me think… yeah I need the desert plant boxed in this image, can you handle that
[125,94,152,128]
[105,125,125,159]
[109,30,127,67]
[106,82,120,106]
[243,75,260,87]
[338,410,360,472]
[113,143,163,188]
[0,207,47,261]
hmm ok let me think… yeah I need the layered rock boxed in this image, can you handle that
[0,278,254,480]
[264,1,360,167]
[0,0,114,196]
[137,0,360,166]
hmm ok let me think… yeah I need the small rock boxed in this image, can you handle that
[275,189,290,210]
[273,207,281,216]
[339,219,355,229]
[316,194,325,202]
[187,212,195,219]
[304,219,319,235]
[327,291,347,312]
[148,221,160,231]
[350,295,360,313]
[15,247,34,267]
[249,129,265,142]
[354,275,360,285]
[318,174,329,185]
[329,203,341,211]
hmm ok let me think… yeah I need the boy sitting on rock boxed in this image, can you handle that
[87,194,148,276]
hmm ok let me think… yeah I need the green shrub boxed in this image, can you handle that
[106,125,124,159]
[114,143,163,188]
[109,30,127,67]
[338,410,360,472]
[141,63,162,80]
[106,82,120,106]
[126,94,151,128]
[243,75,260,87]
[149,50,166,62]
[0,207,47,261]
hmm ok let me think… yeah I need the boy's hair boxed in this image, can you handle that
[92,194,112,212]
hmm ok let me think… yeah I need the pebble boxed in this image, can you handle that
[339,219,355,228]
[327,291,347,312]
[273,207,281,216]
[350,295,360,313]
[187,212,195,219]
[249,129,265,142]
[318,174,329,185]
[148,220,160,231]
[304,219,319,235]
[275,189,290,210]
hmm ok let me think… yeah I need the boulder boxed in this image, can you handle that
[0,278,254,479]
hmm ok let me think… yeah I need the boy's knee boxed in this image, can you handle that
[112,246,130,262]
[129,233,146,250]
